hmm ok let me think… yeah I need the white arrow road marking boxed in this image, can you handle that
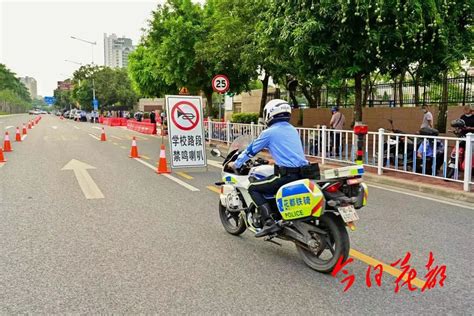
[73,126,80,129]
[92,126,102,130]
[52,126,58,129]
[134,158,199,192]
[5,126,13,130]
[61,159,104,199]
[88,133,101,141]
[21,135,27,141]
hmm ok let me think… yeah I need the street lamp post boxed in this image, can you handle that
[71,36,97,122]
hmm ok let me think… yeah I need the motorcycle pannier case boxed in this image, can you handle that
[275,179,325,220]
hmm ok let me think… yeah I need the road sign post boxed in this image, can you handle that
[92,99,99,123]
[165,95,207,169]
[212,74,230,121]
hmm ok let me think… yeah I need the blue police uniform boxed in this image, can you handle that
[235,121,308,206]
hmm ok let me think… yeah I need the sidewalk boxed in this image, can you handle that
[209,141,474,204]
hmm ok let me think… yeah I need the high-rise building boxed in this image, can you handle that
[19,76,37,99]
[104,33,134,69]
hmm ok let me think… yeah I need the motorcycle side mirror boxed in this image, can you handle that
[210,148,221,157]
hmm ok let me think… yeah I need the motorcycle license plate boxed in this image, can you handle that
[338,205,359,223]
[449,163,456,168]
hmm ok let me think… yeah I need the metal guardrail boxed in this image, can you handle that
[204,121,473,192]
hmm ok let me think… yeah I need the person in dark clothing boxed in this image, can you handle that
[460,105,474,131]
[150,111,156,124]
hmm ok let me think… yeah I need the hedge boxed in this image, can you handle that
[231,112,259,124]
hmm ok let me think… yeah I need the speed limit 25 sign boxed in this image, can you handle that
[212,74,230,93]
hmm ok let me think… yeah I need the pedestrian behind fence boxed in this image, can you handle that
[329,106,345,156]
[421,105,433,128]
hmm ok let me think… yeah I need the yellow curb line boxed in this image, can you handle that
[177,172,193,180]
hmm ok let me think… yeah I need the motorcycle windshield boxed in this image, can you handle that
[229,135,253,153]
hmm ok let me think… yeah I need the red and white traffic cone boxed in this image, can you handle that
[22,124,27,135]
[129,137,140,158]
[3,132,12,152]
[28,121,32,129]
[15,127,21,142]
[0,147,6,163]
[156,144,170,174]
[100,127,107,141]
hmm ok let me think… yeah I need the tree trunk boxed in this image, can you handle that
[275,87,281,99]
[302,84,317,108]
[204,90,213,117]
[437,71,449,133]
[312,85,321,108]
[414,78,420,106]
[336,86,342,107]
[354,73,363,123]
[398,73,404,107]
[362,76,370,107]
[393,79,398,107]
[259,73,269,117]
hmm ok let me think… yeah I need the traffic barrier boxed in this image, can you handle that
[22,124,27,135]
[3,132,12,152]
[0,147,6,163]
[100,127,107,141]
[126,120,157,135]
[15,127,21,142]
[102,117,127,127]
[156,144,170,174]
[129,137,140,158]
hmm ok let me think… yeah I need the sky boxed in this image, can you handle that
[0,0,164,97]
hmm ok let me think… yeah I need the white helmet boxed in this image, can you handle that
[263,99,292,126]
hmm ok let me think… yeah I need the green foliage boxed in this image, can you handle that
[0,64,32,113]
[72,65,137,111]
[231,112,259,124]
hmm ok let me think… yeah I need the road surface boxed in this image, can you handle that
[0,114,472,314]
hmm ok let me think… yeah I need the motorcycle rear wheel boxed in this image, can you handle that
[296,213,350,273]
[219,202,246,235]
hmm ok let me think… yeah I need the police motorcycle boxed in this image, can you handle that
[211,125,369,273]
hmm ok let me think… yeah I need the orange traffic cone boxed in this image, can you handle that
[0,147,6,163]
[156,144,170,174]
[129,137,140,158]
[15,127,21,142]
[22,124,27,135]
[100,127,107,141]
[3,132,12,152]
[28,121,32,129]
[31,120,35,127]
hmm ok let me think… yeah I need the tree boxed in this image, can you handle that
[0,64,32,113]
[72,65,137,111]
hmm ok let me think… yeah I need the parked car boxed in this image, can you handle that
[28,109,41,115]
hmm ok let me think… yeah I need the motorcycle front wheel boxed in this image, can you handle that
[219,202,247,235]
[296,213,350,273]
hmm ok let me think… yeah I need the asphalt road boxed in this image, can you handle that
[0,114,473,314]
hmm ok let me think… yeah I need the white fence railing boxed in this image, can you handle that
[204,120,474,192]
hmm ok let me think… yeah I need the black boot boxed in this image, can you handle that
[255,203,281,238]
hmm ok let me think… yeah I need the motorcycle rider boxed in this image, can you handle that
[228,99,311,238]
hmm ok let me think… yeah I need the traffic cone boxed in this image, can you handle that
[22,124,27,135]
[156,144,170,174]
[100,127,107,141]
[31,120,35,127]
[3,132,12,152]
[28,121,32,129]
[0,147,6,163]
[129,137,140,158]
[15,127,21,142]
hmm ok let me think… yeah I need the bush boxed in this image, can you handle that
[231,112,259,124]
